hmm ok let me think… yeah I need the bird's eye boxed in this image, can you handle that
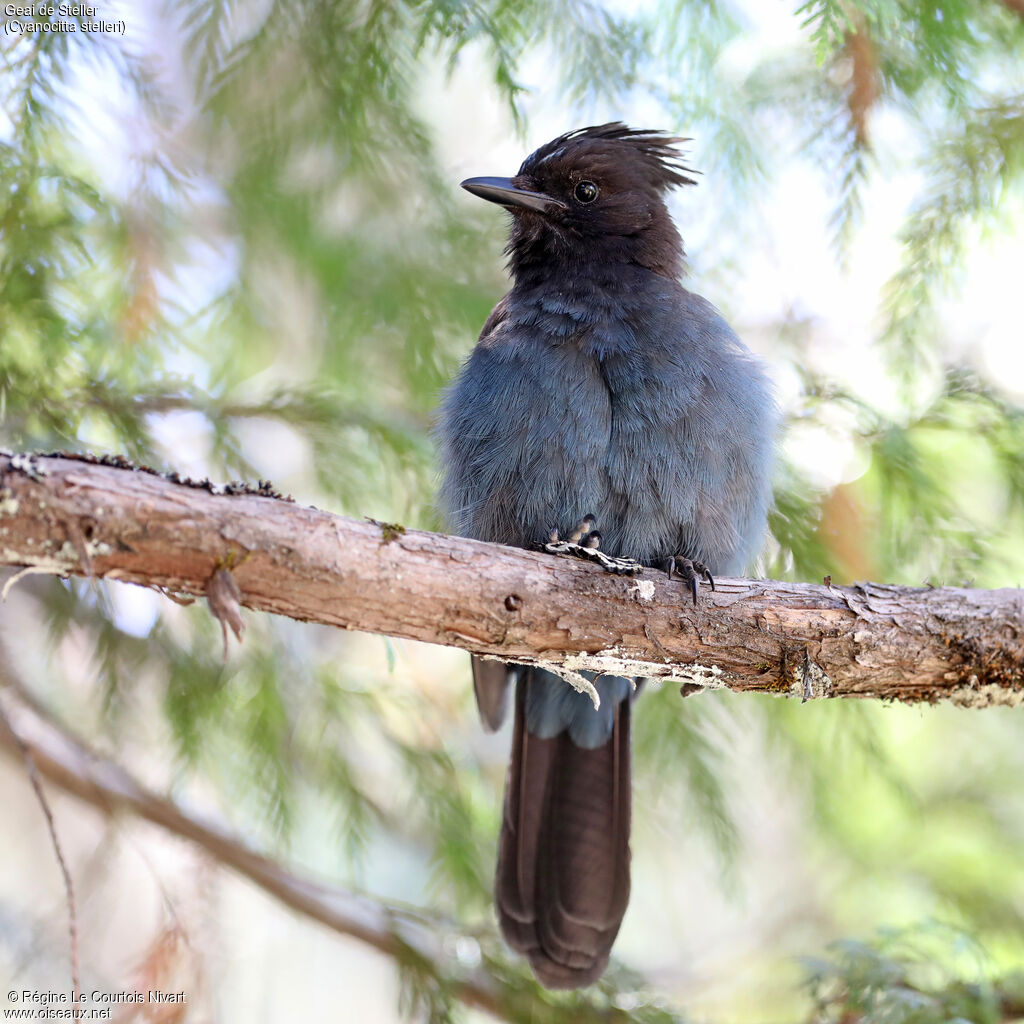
[573,180,599,204]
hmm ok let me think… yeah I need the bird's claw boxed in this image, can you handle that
[544,515,643,577]
[666,556,714,605]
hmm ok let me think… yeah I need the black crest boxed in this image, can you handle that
[519,123,698,193]
[503,123,698,279]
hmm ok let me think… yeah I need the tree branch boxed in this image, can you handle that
[0,676,508,1018]
[1,452,1021,706]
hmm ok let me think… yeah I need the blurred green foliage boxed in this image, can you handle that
[2,0,1024,1020]
[804,926,1024,1023]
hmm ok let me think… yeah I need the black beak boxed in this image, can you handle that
[461,176,566,214]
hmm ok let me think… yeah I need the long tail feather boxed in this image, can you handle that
[495,672,631,989]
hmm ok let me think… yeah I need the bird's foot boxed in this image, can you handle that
[543,515,643,577]
[666,555,715,606]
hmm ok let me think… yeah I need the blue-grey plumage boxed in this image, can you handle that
[437,123,776,989]
[439,272,775,575]
[524,672,633,748]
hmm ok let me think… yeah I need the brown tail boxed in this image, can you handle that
[495,677,631,989]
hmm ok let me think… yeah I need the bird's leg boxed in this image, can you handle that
[543,515,643,577]
[665,555,715,606]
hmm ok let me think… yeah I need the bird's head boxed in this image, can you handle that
[461,123,697,281]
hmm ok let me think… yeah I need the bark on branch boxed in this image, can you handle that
[1,452,1021,706]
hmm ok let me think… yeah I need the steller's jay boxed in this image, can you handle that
[437,124,776,989]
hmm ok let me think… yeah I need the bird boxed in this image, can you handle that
[436,123,776,989]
